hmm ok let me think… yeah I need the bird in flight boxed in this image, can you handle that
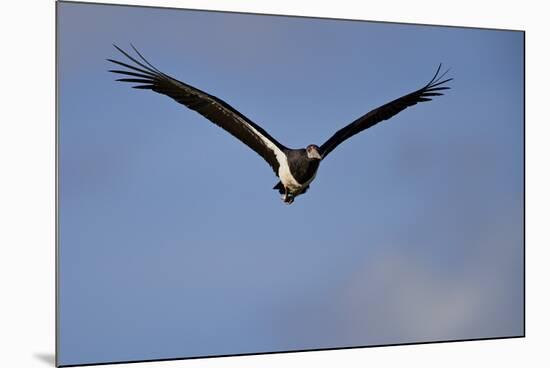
[108,45,452,204]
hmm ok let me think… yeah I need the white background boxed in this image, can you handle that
[0,0,547,367]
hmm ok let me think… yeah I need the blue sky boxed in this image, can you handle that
[58,2,524,365]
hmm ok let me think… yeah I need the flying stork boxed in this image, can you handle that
[108,45,452,204]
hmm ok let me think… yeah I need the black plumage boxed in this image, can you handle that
[286,149,321,184]
[319,64,452,158]
[108,45,452,204]
[108,45,287,175]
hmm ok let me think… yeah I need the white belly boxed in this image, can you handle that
[278,158,317,195]
[278,161,301,191]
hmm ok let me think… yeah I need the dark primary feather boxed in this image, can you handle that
[108,44,287,175]
[319,64,452,158]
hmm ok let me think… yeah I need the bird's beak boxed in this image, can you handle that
[308,149,322,160]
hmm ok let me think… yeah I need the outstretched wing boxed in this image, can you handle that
[108,44,288,175]
[319,65,452,159]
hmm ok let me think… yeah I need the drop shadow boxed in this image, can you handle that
[34,353,56,366]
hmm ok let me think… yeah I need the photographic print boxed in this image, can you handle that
[56,1,524,366]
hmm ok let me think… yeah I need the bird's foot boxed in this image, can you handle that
[280,187,295,204]
[282,193,294,205]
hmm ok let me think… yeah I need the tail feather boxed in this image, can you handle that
[273,181,284,194]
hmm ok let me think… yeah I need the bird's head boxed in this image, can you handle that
[306,144,322,160]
